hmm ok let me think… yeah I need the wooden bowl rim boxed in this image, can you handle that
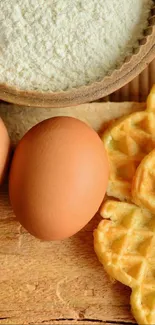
[0,27,155,108]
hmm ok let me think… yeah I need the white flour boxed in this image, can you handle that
[0,0,153,92]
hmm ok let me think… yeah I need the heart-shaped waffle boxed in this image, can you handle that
[102,85,155,202]
[94,200,155,325]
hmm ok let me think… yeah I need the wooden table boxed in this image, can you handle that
[0,59,155,325]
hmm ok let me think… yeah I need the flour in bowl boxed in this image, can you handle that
[0,0,153,92]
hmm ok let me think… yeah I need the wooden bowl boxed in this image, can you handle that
[0,9,155,108]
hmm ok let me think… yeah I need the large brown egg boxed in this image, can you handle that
[9,117,109,240]
[0,118,10,184]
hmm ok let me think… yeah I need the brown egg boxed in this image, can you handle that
[0,118,10,184]
[9,116,109,240]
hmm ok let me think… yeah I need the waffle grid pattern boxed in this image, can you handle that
[103,111,155,202]
[132,149,155,213]
[94,200,155,325]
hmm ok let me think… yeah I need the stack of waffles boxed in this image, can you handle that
[94,86,155,325]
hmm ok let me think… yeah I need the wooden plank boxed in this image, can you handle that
[0,187,135,325]
[0,101,145,325]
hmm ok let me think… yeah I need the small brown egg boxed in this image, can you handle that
[9,116,109,240]
[0,118,10,184]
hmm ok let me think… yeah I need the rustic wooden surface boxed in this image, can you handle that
[0,100,148,325]
[103,58,155,102]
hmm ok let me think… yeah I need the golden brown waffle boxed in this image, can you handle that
[132,149,155,213]
[94,200,155,325]
[102,86,155,202]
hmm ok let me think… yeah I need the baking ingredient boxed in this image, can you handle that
[0,0,153,92]
[9,116,109,241]
[0,119,10,184]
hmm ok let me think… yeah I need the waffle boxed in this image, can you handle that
[102,86,155,202]
[132,149,155,213]
[94,200,155,325]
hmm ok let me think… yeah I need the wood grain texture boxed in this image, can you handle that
[0,101,147,325]
[109,58,155,102]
